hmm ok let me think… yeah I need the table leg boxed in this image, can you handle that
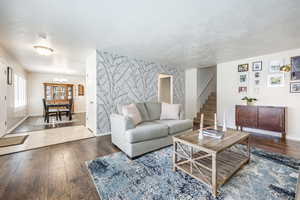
[212,153,217,197]
[173,141,177,172]
[247,137,251,163]
[190,146,193,174]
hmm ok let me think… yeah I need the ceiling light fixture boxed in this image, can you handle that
[33,33,54,56]
[33,45,54,56]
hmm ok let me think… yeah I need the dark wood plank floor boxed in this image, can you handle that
[0,134,299,200]
[10,113,86,134]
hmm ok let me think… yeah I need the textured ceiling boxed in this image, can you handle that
[0,0,300,75]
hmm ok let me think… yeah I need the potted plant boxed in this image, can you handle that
[242,97,257,106]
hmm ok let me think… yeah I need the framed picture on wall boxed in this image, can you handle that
[269,60,282,73]
[290,82,300,93]
[238,64,249,72]
[291,56,300,81]
[238,86,247,93]
[267,73,284,87]
[239,74,247,83]
[254,72,260,78]
[7,66,12,85]
[252,61,262,71]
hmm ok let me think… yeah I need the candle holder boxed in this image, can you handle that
[214,113,217,130]
[222,112,227,132]
[198,113,204,140]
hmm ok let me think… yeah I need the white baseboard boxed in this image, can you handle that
[6,115,29,134]
[95,132,111,137]
[220,123,300,141]
[29,114,42,117]
[286,135,300,142]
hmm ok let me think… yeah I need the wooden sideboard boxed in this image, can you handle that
[235,105,286,139]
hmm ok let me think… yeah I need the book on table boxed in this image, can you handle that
[202,129,224,139]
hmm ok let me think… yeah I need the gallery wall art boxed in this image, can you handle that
[269,60,282,73]
[290,82,300,93]
[267,74,285,88]
[252,61,262,71]
[291,56,300,81]
[238,64,249,72]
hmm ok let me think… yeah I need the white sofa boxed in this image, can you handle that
[110,102,193,158]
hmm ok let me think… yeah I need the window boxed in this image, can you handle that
[14,74,26,107]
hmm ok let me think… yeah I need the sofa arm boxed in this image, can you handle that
[110,113,135,136]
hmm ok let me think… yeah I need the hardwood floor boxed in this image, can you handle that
[0,133,299,200]
[0,136,119,200]
[10,113,86,134]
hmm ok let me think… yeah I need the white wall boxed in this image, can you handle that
[85,51,97,133]
[28,72,86,116]
[0,45,28,132]
[185,68,198,119]
[217,48,300,141]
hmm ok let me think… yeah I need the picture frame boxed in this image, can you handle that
[7,66,12,85]
[269,60,282,73]
[238,64,249,72]
[239,74,247,83]
[290,82,300,93]
[252,61,262,71]
[291,56,300,81]
[238,86,247,93]
[267,73,284,87]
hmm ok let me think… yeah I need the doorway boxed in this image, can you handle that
[158,74,173,104]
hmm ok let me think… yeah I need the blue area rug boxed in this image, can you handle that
[86,146,299,200]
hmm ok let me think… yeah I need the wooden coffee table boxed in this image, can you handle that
[172,129,250,197]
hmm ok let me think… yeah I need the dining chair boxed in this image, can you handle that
[42,99,59,123]
[58,99,73,121]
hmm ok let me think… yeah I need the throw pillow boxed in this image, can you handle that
[160,103,181,120]
[122,104,142,125]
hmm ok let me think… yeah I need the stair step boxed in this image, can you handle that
[207,96,216,101]
[202,105,216,111]
[194,118,215,124]
[197,112,215,119]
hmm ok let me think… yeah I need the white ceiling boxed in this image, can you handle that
[1,0,300,75]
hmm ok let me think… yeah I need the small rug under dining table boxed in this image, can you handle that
[86,145,299,200]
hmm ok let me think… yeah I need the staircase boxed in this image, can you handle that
[193,92,216,129]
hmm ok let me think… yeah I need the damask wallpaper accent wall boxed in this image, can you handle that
[96,50,185,134]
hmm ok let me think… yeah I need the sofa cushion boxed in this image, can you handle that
[122,104,142,125]
[154,119,193,135]
[145,102,161,121]
[117,103,150,122]
[125,122,168,143]
[135,103,150,121]
[160,103,181,120]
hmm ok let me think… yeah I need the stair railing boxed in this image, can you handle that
[197,74,216,111]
